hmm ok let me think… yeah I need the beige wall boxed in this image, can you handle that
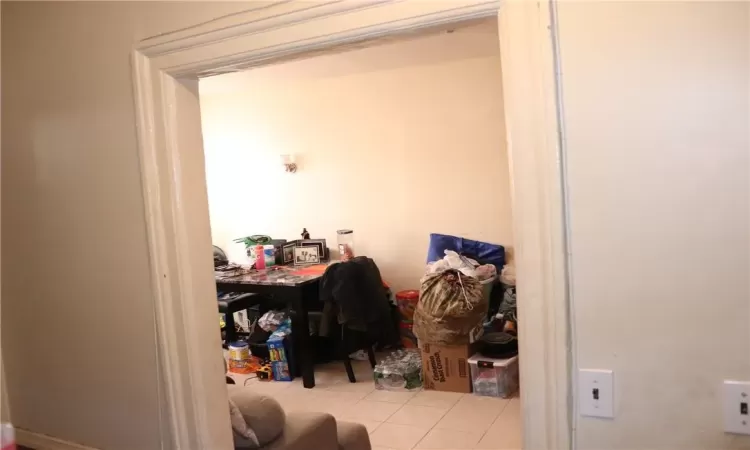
[558,2,750,449]
[3,1,750,449]
[199,21,513,292]
[0,2,262,449]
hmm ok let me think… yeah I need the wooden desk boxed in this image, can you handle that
[215,264,327,388]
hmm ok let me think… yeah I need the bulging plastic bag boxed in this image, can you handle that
[259,310,287,332]
[425,250,480,277]
[413,269,488,345]
[475,264,497,281]
[425,259,450,275]
[443,250,478,277]
[500,264,516,286]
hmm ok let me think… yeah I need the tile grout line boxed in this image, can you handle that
[473,397,513,449]
[410,401,453,449]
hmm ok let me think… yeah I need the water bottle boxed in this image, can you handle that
[255,244,265,269]
[1,423,16,450]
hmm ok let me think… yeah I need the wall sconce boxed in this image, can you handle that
[281,154,297,173]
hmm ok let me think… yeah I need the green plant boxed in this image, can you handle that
[233,235,272,248]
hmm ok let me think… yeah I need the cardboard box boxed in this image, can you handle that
[271,361,293,382]
[267,336,288,362]
[419,341,475,393]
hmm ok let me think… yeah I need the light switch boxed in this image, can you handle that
[579,369,614,418]
[723,380,750,435]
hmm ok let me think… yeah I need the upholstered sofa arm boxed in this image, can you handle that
[264,411,339,450]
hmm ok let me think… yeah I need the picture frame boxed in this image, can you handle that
[293,246,320,266]
[299,239,328,262]
[281,242,296,265]
[270,239,288,265]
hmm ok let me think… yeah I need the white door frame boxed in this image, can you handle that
[132,1,571,449]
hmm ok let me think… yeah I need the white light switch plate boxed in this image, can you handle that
[579,369,614,418]
[723,380,750,435]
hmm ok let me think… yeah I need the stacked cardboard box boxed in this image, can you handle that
[267,335,293,381]
[419,341,477,393]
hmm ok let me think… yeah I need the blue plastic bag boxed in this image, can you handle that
[427,233,506,272]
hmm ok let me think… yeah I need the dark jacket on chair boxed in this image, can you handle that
[319,257,398,346]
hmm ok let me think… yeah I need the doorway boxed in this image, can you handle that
[132,2,570,449]
[202,18,518,449]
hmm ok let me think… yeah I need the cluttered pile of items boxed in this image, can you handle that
[372,233,519,398]
[221,229,519,397]
[230,228,356,269]
[226,310,295,382]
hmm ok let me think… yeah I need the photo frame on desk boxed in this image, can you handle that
[270,239,288,265]
[281,242,296,265]
[293,246,320,266]
[299,239,328,262]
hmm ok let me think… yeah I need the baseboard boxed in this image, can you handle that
[16,428,98,450]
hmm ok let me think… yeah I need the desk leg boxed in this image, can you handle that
[291,287,315,388]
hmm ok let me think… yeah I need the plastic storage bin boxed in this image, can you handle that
[468,353,519,398]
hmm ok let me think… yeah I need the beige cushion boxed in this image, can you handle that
[229,397,260,447]
[264,411,339,450]
[228,385,286,447]
[336,421,371,450]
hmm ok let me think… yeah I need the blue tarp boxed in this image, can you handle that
[426,233,506,272]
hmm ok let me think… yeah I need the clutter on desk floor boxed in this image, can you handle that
[256,361,273,381]
[373,349,423,391]
[263,316,294,382]
[267,335,288,363]
[468,353,519,398]
[228,341,253,374]
[267,323,294,382]
[271,361,292,382]
[259,311,287,332]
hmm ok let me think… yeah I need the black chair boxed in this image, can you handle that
[218,292,265,346]
[300,311,376,383]
[340,326,377,383]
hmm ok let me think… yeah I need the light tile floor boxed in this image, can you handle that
[228,359,520,450]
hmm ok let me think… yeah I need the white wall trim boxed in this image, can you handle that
[131,1,571,449]
[498,2,572,449]
[16,428,99,450]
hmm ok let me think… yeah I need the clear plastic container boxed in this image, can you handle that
[263,245,275,267]
[468,354,519,398]
[337,229,355,261]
